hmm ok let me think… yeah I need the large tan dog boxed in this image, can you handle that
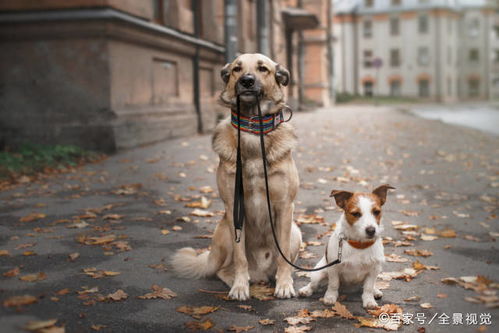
[172,54,302,300]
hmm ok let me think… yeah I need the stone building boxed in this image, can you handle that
[333,0,499,101]
[0,0,333,152]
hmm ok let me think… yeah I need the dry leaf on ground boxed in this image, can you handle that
[176,305,220,319]
[258,319,275,325]
[184,319,214,330]
[227,325,255,332]
[19,272,47,282]
[20,213,46,223]
[138,285,176,300]
[3,295,38,308]
[24,319,58,331]
[106,289,128,302]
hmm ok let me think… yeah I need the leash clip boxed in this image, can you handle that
[235,229,242,243]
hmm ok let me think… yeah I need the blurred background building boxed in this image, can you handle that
[0,0,333,152]
[334,0,499,102]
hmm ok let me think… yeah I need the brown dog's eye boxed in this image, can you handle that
[233,66,242,73]
[351,212,362,218]
[373,209,381,216]
[258,66,268,73]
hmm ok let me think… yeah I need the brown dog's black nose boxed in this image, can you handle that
[366,226,376,237]
[239,74,255,88]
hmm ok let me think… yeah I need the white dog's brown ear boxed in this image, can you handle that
[330,190,354,209]
[220,63,231,84]
[275,64,290,86]
[372,184,395,206]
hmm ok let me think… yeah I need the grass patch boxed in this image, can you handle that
[0,144,102,180]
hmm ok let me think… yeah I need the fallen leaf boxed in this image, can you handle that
[91,324,107,331]
[20,213,46,223]
[404,249,433,257]
[161,229,170,235]
[190,209,215,217]
[404,296,421,302]
[250,283,274,301]
[421,234,438,241]
[420,302,432,309]
[15,242,36,250]
[368,303,403,317]
[184,319,214,330]
[176,305,219,319]
[23,251,37,256]
[102,214,123,220]
[258,319,275,326]
[284,315,314,326]
[199,186,214,193]
[68,253,80,261]
[385,253,409,263]
[138,285,177,300]
[296,214,325,225]
[284,326,312,333]
[0,250,10,256]
[185,197,212,209]
[3,266,20,277]
[238,305,253,311]
[23,319,58,331]
[106,289,128,302]
[412,260,439,271]
[436,293,448,298]
[331,301,355,319]
[228,325,255,333]
[19,272,47,282]
[56,289,70,296]
[3,295,38,308]
[439,229,457,238]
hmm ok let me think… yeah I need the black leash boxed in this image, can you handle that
[233,93,342,272]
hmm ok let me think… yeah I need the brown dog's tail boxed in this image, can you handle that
[171,247,215,279]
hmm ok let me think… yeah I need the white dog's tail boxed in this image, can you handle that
[171,247,214,279]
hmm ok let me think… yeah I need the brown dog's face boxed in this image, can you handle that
[219,53,289,108]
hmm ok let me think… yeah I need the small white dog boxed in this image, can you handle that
[299,184,394,309]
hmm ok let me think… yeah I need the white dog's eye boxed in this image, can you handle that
[258,66,268,73]
[373,209,381,216]
[351,212,362,218]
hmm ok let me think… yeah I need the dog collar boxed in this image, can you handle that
[347,239,376,249]
[231,110,285,135]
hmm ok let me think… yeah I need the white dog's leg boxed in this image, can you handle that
[298,256,328,297]
[228,231,250,301]
[362,265,381,309]
[323,267,340,305]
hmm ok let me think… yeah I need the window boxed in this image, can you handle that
[390,17,400,36]
[365,0,374,7]
[390,49,400,67]
[418,14,428,34]
[390,81,401,96]
[495,50,499,63]
[495,26,499,39]
[468,18,480,37]
[419,80,430,97]
[469,80,480,98]
[391,0,401,5]
[363,20,373,38]
[364,50,373,68]
[418,47,429,66]
[469,49,479,62]
[364,82,374,97]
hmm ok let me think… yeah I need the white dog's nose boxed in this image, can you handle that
[365,226,376,237]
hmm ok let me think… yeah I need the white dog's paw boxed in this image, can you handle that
[322,290,338,305]
[298,284,313,297]
[374,288,383,300]
[229,283,250,301]
[362,295,378,309]
[275,279,296,298]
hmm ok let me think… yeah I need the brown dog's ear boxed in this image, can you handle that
[330,190,354,210]
[372,184,395,206]
[220,63,231,84]
[275,64,290,86]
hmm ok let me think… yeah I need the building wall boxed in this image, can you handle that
[334,0,497,102]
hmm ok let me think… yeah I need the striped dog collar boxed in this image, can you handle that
[231,110,286,135]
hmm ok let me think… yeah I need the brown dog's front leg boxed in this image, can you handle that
[274,205,296,298]
[228,228,250,301]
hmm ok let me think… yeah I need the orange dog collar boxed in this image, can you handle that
[347,239,375,249]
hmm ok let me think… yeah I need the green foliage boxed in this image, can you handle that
[0,143,99,179]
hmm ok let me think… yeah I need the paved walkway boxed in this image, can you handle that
[0,105,498,332]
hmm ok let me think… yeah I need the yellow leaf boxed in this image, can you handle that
[24,319,58,331]
[20,213,46,223]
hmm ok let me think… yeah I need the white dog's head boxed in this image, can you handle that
[330,185,395,241]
